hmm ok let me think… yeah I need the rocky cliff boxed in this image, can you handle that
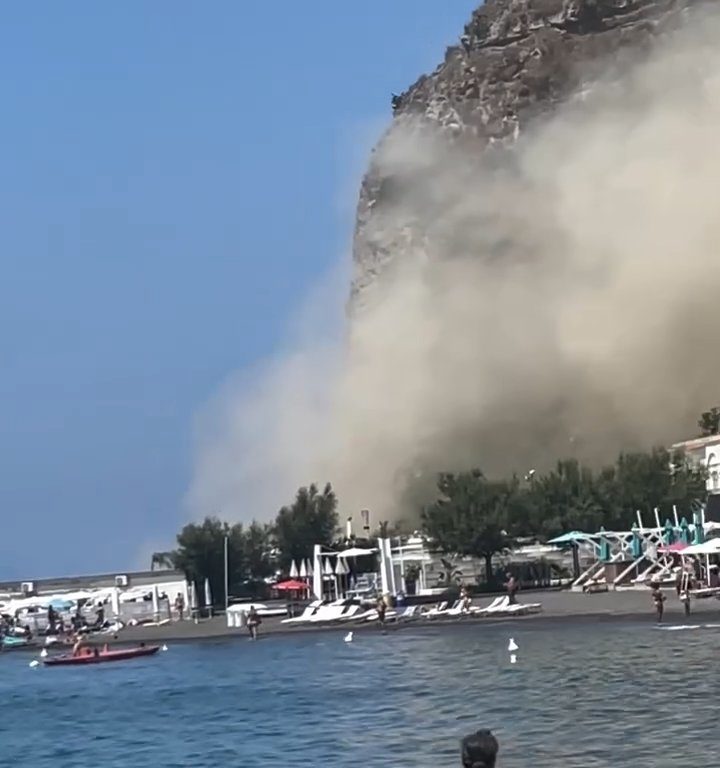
[351,0,704,305]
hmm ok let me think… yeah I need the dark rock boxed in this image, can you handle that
[350,0,709,307]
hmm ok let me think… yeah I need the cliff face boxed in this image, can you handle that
[351,0,702,305]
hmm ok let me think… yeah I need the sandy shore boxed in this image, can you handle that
[68,587,720,644]
[5,587,718,654]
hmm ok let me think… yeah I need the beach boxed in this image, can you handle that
[61,587,720,647]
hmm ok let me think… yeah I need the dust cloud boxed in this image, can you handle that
[187,9,720,525]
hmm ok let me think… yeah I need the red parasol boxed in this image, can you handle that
[274,579,308,591]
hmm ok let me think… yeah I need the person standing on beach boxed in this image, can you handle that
[651,582,666,622]
[376,596,387,627]
[174,593,185,621]
[247,605,261,640]
[504,572,518,605]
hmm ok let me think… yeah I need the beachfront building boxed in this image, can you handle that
[308,535,573,601]
[672,434,720,496]
[0,569,190,632]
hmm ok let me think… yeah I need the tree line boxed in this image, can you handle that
[161,408,716,599]
[153,483,340,605]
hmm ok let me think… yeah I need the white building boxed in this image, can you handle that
[672,435,720,495]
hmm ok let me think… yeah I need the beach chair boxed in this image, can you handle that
[394,605,420,622]
[473,596,509,615]
[280,599,322,625]
[427,600,467,619]
[423,600,449,618]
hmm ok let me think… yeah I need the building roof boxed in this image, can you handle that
[0,569,185,594]
[672,435,720,452]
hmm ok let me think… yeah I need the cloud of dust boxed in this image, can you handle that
[188,8,720,525]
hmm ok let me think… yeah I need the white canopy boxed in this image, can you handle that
[337,547,377,558]
[682,538,720,556]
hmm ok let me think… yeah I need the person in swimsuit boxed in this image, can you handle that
[376,596,387,627]
[651,582,666,622]
[247,606,261,640]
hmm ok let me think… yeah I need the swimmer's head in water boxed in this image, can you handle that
[461,729,499,768]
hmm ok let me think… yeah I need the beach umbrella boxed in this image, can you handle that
[306,558,314,577]
[663,519,676,545]
[323,558,334,576]
[299,559,307,578]
[110,588,121,618]
[631,526,643,559]
[693,513,705,545]
[679,517,691,546]
[547,531,590,546]
[274,579,307,591]
[337,547,378,558]
[183,581,191,614]
[289,560,299,578]
[151,585,160,619]
[204,578,213,616]
[190,581,199,613]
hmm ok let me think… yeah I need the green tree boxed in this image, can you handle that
[274,483,339,570]
[698,407,720,437]
[527,459,605,538]
[243,521,275,583]
[422,470,516,586]
[173,517,247,607]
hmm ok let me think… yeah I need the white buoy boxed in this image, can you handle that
[40,648,48,658]
[161,644,168,652]
[510,653,517,664]
[29,660,39,668]
[508,638,518,652]
[344,632,353,643]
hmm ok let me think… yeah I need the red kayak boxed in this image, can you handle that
[43,645,160,667]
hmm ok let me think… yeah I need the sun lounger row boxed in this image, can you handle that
[279,596,542,626]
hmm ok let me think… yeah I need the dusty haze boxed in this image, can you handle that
[187,9,720,526]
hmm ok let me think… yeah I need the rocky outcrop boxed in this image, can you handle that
[351,0,705,306]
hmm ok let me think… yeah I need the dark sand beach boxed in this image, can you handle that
[74,587,720,646]
[6,588,718,655]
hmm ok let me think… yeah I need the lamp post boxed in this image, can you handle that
[224,534,229,611]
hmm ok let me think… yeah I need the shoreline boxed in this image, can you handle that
[5,588,720,653]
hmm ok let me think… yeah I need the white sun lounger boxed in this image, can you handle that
[423,601,449,618]
[478,596,542,616]
[280,599,322,624]
[472,595,510,616]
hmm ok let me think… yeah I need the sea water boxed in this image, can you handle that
[0,619,712,767]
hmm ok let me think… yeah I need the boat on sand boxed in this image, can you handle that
[43,645,159,667]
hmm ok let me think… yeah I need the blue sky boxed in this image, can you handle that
[0,1,478,578]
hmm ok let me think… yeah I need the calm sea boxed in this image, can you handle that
[0,619,713,767]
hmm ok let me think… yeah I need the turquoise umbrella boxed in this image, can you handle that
[679,517,691,546]
[547,531,590,545]
[631,525,643,558]
[693,512,705,545]
[663,519,676,545]
[599,527,611,562]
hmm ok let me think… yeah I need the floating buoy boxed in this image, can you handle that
[161,644,168,652]
[344,632,353,643]
[508,638,518,652]
[510,654,517,665]
[29,660,39,668]
[40,649,48,658]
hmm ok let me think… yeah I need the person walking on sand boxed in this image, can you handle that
[174,593,185,621]
[504,572,518,605]
[376,595,387,628]
[247,605,261,640]
[651,582,666,622]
